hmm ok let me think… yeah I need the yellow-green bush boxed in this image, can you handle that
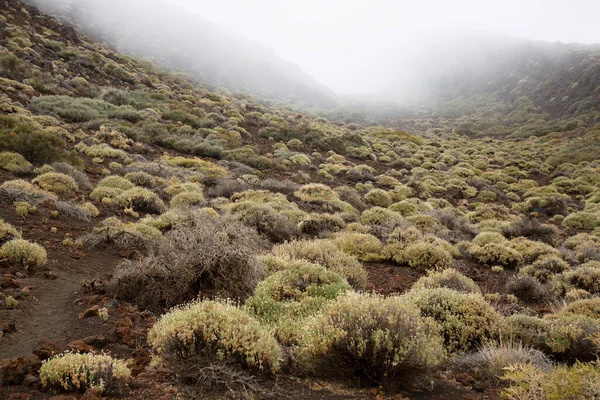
[0,151,32,171]
[469,242,523,268]
[551,264,600,296]
[298,213,346,236]
[501,314,549,349]
[412,268,481,294]
[170,191,205,208]
[544,313,600,360]
[245,263,351,344]
[518,254,569,283]
[117,186,166,214]
[33,172,78,195]
[391,241,453,271]
[502,362,600,400]
[0,238,47,268]
[148,300,281,373]
[404,287,502,354]
[333,232,383,261]
[297,292,445,388]
[271,239,367,289]
[40,353,131,395]
[557,298,600,319]
[364,188,393,207]
[0,219,21,244]
[97,175,135,190]
[562,211,600,230]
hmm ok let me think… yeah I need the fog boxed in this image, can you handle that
[29,0,600,105]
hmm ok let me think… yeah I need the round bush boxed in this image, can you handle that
[33,172,78,195]
[470,243,523,268]
[558,298,600,319]
[40,353,131,395]
[298,292,445,388]
[97,175,135,190]
[148,300,281,374]
[0,239,47,268]
[501,314,549,349]
[245,263,351,344]
[333,232,383,261]
[405,287,502,354]
[392,241,453,272]
[412,268,481,294]
[117,186,166,214]
[364,189,392,207]
[272,239,367,289]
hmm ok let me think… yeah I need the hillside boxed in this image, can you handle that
[1,1,600,400]
[28,0,336,108]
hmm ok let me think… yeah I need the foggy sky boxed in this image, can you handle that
[176,0,600,94]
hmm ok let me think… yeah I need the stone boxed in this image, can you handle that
[83,335,108,348]
[15,272,26,279]
[67,339,94,354]
[81,387,102,400]
[23,373,40,386]
[33,340,62,361]
[0,356,31,386]
[44,271,58,280]
[79,305,99,319]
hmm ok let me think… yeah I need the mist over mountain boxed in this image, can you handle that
[28,0,336,106]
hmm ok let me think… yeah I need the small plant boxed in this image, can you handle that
[0,238,47,268]
[5,296,18,309]
[40,352,131,395]
[391,241,453,272]
[14,201,37,217]
[412,268,481,294]
[333,232,383,261]
[404,287,502,354]
[0,151,32,172]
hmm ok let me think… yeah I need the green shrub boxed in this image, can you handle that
[297,292,445,389]
[562,211,600,230]
[271,239,367,289]
[502,362,600,400]
[81,217,162,252]
[501,315,549,349]
[364,189,392,207]
[0,219,22,245]
[229,201,298,243]
[147,299,281,374]
[519,255,569,283]
[558,298,600,319]
[117,187,166,214]
[333,232,383,261]
[33,172,79,195]
[245,263,351,344]
[412,268,480,294]
[97,175,135,190]
[0,151,32,172]
[40,353,131,395]
[0,239,47,268]
[470,243,523,268]
[544,314,600,361]
[170,191,205,208]
[32,96,143,123]
[404,287,502,354]
[505,275,546,302]
[391,241,453,272]
[551,265,600,296]
[298,214,346,236]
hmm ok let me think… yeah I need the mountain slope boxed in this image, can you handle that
[28,0,336,107]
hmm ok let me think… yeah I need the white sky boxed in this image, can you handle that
[176,0,600,93]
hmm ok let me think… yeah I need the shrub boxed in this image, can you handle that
[14,201,37,217]
[519,255,569,283]
[147,300,281,393]
[117,187,166,214]
[360,206,405,237]
[502,362,600,400]
[297,292,445,389]
[544,314,600,361]
[0,219,21,245]
[470,243,523,268]
[506,275,546,302]
[271,239,367,289]
[229,202,298,243]
[455,342,552,386]
[33,172,79,195]
[562,211,600,230]
[0,239,47,268]
[412,268,481,294]
[558,298,600,319]
[123,171,157,188]
[81,217,162,252]
[245,263,351,344]
[501,315,549,349]
[298,214,346,236]
[51,162,92,191]
[108,212,267,310]
[97,175,135,190]
[405,287,502,354]
[40,353,131,395]
[333,232,383,261]
[364,189,392,207]
[0,151,32,172]
[551,265,600,296]
[391,241,453,272]
[170,191,205,208]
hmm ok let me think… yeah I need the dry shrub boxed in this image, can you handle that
[51,162,92,191]
[505,275,547,302]
[297,292,445,390]
[108,211,267,310]
[502,217,558,244]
